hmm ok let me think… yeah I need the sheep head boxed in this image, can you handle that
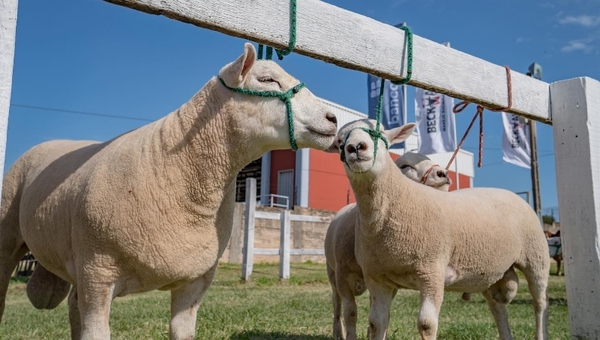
[327,119,416,176]
[395,152,451,191]
[218,43,337,152]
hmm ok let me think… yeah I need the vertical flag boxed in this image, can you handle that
[367,74,406,149]
[501,112,531,169]
[414,88,457,154]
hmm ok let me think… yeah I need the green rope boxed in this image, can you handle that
[218,77,305,150]
[339,24,414,172]
[391,25,413,85]
[257,0,298,60]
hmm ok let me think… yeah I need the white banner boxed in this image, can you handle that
[501,112,531,169]
[415,88,456,154]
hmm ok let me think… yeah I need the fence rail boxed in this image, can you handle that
[241,178,329,280]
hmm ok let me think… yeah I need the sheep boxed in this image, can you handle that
[327,118,549,340]
[325,152,451,340]
[0,42,338,340]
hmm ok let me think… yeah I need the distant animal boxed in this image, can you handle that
[545,230,563,276]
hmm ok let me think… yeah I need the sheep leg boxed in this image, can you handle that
[68,286,82,340]
[169,264,217,340]
[482,289,513,340]
[75,280,115,340]
[0,241,28,322]
[519,265,549,340]
[327,266,345,340]
[555,256,562,276]
[365,279,394,340]
[416,274,445,340]
[337,279,358,340]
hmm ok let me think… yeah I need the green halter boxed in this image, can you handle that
[339,126,389,173]
[218,77,305,151]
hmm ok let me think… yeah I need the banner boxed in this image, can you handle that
[414,88,456,154]
[367,74,406,149]
[501,112,531,169]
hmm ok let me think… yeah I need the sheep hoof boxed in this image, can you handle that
[461,292,471,301]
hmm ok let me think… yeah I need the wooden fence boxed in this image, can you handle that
[241,178,330,280]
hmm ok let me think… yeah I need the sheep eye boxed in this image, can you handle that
[258,77,276,83]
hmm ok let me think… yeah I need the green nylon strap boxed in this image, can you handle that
[392,25,413,85]
[257,0,298,60]
[218,77,305,151]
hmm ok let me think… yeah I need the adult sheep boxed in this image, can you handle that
[325,152,451,340]
[327,119,549,340]
[0,43,337,340]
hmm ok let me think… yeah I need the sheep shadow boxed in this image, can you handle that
[229,331,329,340]
[468,297,568,306]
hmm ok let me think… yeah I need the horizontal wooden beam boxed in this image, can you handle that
[104,0,551,123]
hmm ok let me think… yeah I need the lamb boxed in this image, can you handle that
[0,42,338,340]
[327,118,549,340]
[325,152,451,340]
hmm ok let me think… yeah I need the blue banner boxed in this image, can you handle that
[367,74,406,149]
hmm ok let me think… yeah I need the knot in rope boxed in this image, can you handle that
[218,77,305,150]
[445,65,513,170]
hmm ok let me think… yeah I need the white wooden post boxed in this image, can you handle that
[0,0,18,197]
[279,209,291,279]
[551,77,600,338]
[241,178,257,281]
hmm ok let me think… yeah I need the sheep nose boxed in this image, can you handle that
[346,142,366,155]
[325,112,337,127]
[437,170,447,178]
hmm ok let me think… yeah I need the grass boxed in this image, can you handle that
[1,261,569,339]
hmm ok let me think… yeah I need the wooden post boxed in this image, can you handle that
[279,209,291,279]
[551,77,600,338]
[0,0,18,199]
[241,178,257,281]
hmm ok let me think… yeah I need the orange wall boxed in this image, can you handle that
[307,150,472,212]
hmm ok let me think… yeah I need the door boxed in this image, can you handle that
[277,170,294,209]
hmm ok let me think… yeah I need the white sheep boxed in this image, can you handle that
[0,43,338,340]
[327,119,549,340]
[325,152,451,340]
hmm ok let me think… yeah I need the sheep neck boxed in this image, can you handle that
[350,158,413,229]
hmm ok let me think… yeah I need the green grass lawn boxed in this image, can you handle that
[1,262,569,339]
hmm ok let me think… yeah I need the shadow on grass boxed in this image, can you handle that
[468,297,568,306]
[230,331,329,340]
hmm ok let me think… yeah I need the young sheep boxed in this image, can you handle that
[0,43,337,340]
[325,152,450,340]
[328,119,549,340]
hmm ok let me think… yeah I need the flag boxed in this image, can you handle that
[367,74,406,149]
[501,112,531,169]
[414,88,457,154]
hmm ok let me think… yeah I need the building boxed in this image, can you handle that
[235,98,474,212]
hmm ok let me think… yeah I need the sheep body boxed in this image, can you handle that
[0,43,337,339]
[325,153,450,340]
[332,119,549,340]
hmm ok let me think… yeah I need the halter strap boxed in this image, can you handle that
[218,77,305,151]
[339,126,389,173]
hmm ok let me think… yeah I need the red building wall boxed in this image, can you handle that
[269,150,296,205]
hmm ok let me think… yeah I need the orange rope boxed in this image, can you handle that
[420,164,440,184]
[445,66,513,170]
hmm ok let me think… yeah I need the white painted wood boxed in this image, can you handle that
[295,149,309,207]
[289,214,331,223]
[103,0,551,123]
[242,178,257,281]
[253,248,279,255]
[290,249,324,256]
[254,211,280,220]
[279,210,291,279]
[551,77,600,338]
[260,151,271,206]
[0,0,18,198]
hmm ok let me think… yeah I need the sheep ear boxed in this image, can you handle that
[385,123,416,145]
[219,43,257,86]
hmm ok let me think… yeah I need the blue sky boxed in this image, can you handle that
[7,0,600,217]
